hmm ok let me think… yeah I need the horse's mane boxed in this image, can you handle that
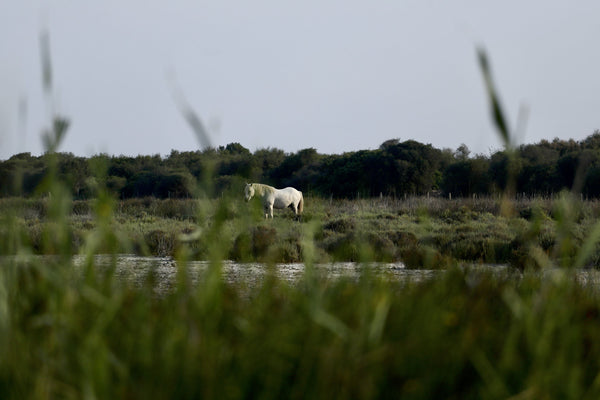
[251,183,275,195]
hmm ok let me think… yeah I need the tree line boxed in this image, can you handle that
[2,132,600,199]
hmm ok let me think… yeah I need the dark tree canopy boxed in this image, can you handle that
[2,131,600,199]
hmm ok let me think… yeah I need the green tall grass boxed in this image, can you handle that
[4,221,600,399]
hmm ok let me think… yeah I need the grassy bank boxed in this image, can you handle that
[3,195,600,268]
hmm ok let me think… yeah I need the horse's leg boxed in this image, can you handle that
[268,203,274,219]
[292,201,301,221]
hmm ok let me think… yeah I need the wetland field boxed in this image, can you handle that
[4,194,600,399]
[4,195,600,269]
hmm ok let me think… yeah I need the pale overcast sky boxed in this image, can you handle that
[1,1,599,160]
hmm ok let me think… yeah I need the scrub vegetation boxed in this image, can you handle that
[4,195,600,270]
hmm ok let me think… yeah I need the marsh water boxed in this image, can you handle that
[14,254,600,295]
[70,255,440,294]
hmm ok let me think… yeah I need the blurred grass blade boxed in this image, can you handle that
[39,30,53,95]
[311,306,351,341]
[168,74,212,150]
[514,104,530,145]
[471,349,511,398]
[574,220,600,268]
[42,116,70,153]
[39,29,69,153]
[368,294,390,345]
[477,48,511,147]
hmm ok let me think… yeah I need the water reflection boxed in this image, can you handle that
[71,255,438,293]
[37,255,600,295]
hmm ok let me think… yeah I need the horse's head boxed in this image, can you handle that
[244,183,254,202]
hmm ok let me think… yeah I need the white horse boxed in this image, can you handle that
[244,183,304,219]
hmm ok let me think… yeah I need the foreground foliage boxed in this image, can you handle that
[3,248,600,398]
[3,186,600,399]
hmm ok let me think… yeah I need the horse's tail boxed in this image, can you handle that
[298,192,304,214]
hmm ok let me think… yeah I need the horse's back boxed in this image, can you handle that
[271,187,301,209]
[280,187,300,195]
[280,187,302,200]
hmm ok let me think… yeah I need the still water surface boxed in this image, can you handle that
[63,255,600,294]
[71,255,439,293]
